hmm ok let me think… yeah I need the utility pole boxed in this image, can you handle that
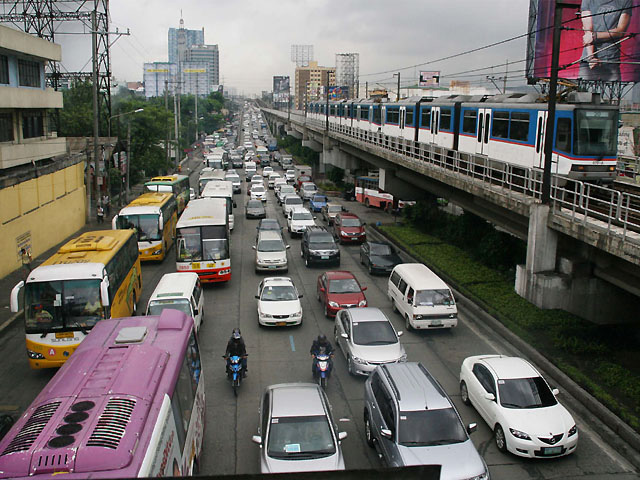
[165,80,169,166]
[195,89,199,143]
[325,74,329,131]
[89,10,98,223]
[366,81,368,98]
[174,91,179,170]
[393,72,401,101]
[504,59,509,94]
[126,120,131,203]
[288,82,291,121]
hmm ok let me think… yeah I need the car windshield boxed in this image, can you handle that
[286,170,295,175]
[309,234,335,247]
[267,415,336,459]
[258,239,285,252]
[302,184,316,191]
[258,221,280,231]
[116,214,161,241]
[261,285,298,301]
[247,200,263,208]
[328,205,342,213]
[312,196,327,203]
[328,278,361,294]
[398,409,467,446]
[341,218,361,227]
[498,377,558,409]
[415,289,454,306]
[286,198,302,205]
[252,186,265,192]
[226,175,240,181]
[292,211,313,221]
[370,244,392,255]
[147,299,192,317]
[352,321,396,346]
[280,187,294,194]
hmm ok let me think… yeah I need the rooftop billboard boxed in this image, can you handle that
[526,0,640,82]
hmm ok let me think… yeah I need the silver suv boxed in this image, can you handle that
[363,362,489,480]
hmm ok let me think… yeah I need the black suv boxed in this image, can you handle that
[301,226,340,267]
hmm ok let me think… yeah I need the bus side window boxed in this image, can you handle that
[171,355,195,452]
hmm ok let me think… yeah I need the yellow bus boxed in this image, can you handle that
[10,230,142,369]
[112,192,177,261]
[144,174,190,214]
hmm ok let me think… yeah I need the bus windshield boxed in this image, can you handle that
[147,299,192,317]
[146,184,172,193]
[25,279,104,333]
[117,214,161,241]
[177,225,229,262]
[574,109,617,156]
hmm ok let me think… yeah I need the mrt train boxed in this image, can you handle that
[307,92,619,182]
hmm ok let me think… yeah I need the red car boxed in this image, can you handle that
[296,175,311,190]
[317,271,368,318]
[333,213,366,244]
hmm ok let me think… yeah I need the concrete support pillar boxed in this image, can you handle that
[320,136,361,173]
[526,204,557,273]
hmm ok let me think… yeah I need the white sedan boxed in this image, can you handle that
[262,166,274,178]
[256,277,303,326]
[287,207,316,236]
[250,184,267,202]
[459,355,578,458]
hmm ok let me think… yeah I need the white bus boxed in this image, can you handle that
[197,168,226,196]
[176,198,231,283]
[201,180,236,230]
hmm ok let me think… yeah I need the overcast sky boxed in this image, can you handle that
[37,0,532,95]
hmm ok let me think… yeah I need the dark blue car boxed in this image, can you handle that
[309,194,328,212]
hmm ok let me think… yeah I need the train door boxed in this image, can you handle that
[534,111,547,169]
[399,107,406,138]
[430,107,440,144]
[476,108,492,155]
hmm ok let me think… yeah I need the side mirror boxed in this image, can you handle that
[484,392,496,402]
[100,277,110,307]
[340,333,348,339]
[251,435,262,445]
[193,308,199,316]
[467,423,477,434]
[233,202,238,208]
[252,246,256,250]
[158,214,164,231]
[111,215,118,230]
[397,330,403,337]
[338,431,348,441]
[298,294,304,298]
[255,295,260,299]
[552,388,560,396]
[380,428,392,439]
[362,222,366,225]
[285,245,291,249]
[320,287,325,293]
[313,216,317,220]
[10,281,24,313]
[362,286,367,291]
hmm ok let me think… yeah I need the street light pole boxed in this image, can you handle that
[107,108,144,206]
[393,72,400,101]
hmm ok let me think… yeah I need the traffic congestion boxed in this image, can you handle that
[0,102,636,479]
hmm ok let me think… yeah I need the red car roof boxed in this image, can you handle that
[325,270,358,280]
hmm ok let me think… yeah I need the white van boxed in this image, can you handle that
[388,263,457,330]
[146,272,204,331]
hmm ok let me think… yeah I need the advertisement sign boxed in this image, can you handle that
[273,76,290,105]
[418,71,440,87]
[526,0,640,82]
[328,86,349,99]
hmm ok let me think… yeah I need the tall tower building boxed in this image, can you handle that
[295,61,335,109]
[291,45,314,67]
[168,18,204,65]
[335,53,359,99]
[187,44,219,88]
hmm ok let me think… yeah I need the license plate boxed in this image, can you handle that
[321,256,329,260]
[276,321,286,326]
[192,262,201,269]
[269,266,277,269]
[55,332,74,339]
[207,263,216,268]
[542,447,562,455]
[431,320,442,326]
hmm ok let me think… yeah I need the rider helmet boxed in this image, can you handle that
[232,328,242,340]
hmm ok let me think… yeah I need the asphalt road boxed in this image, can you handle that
[0,134,638,478]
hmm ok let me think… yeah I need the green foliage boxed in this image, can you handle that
[59,80,96,137]
[327,166,345,186]
[378,223,640,433]
[277,135,319,167]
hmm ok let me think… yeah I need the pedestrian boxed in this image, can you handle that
[97,204,104,224]
[102,194,110,217]
[20,247,32,278]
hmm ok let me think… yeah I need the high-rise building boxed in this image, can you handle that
[186,44,219,88]
[181,62,210,96]
[291,45,314,67]
[294,61,335,110]
[335,53,359,99]
[168,18,204,65]
[143,62,178,98]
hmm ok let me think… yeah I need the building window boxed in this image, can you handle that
[18,59,41,87]
[22,111,44,138]
[0,113,14,141]
[0,55,9,84]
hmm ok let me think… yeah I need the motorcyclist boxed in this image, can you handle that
[225,328,248,377]
[310,334,334,378]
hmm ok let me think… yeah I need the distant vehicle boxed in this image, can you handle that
[226,172,242,193]
[296,175,312,191]
[277,185,296,205]
[246,199,266,219]
[256,218,283,241]
[309,194,328,212]
[250,184,267,202]
[256,277,303,327]
[317,271,367,317]
[144,174,190,214]
[267,138,278,151]
[252,383,347,473]
[460,355,578,458]
[285,169,296,183]
[201,180,237,230]
[254,230,289,273]
[287,206,316,236]
[322,203,344,225]
[268,172,281,189]
[360,241,402,275]
[300,182,318,201]
[282,194,303,216]
[333,212,366,244]
[146,272,204,332]
[301,226,340,268]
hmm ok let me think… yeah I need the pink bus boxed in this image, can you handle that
[0,309,205,478]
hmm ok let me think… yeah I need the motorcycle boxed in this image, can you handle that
[313,347,332,389]
[223,354,246,396]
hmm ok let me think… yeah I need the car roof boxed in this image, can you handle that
[259,218,280,226]
[348,307,387,323]
[268,383,327,418]
[481,356,540,380]
[340,212,360,219]
[291,206,310,213]
[263,277,295,287]
[258,230,282,241]
[380,363,452,411]
[325,270,357,281]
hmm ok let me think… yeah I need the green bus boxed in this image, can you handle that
[144,174,190,214]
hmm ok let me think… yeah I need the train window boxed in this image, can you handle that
[387,108,399,124]
[492,111,509,138]
[509,112,530,142]
[361,108,369,121]
[373,107,381,124]
[574,109,617,156]
[420,109,431,129]
[440,108,452,130]
[406,108,414,127]
[555,118,572,153]
[462,110,477,134]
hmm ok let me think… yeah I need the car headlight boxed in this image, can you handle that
[358,299,367,307]
[152,250,162,255]
[449,313,456,318]
[399,353,407,362]
[466,472,490,480]
[27,350,45,360]
[341,230,348,235]
[292,310,302,317]
[328,301,339,308]
[509,428,531,441]
[260,312,272,318]
[568,424,577,437]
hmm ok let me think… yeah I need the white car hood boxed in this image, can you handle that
[502,403,575,437]
[262,452,344,474]
[349,341,404,363]
[398,440,486,479]
[259,300,301,316]
[257,251,286,262]
[291,219,315,228]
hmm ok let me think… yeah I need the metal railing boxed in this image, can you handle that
[266,109,640,246]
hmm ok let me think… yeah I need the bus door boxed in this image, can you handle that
[534,111,548,169]
[476,108,492,155]
[399,107,406,138]
[429,107,440,144]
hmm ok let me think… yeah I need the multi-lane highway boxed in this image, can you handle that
[0,127,637,479]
